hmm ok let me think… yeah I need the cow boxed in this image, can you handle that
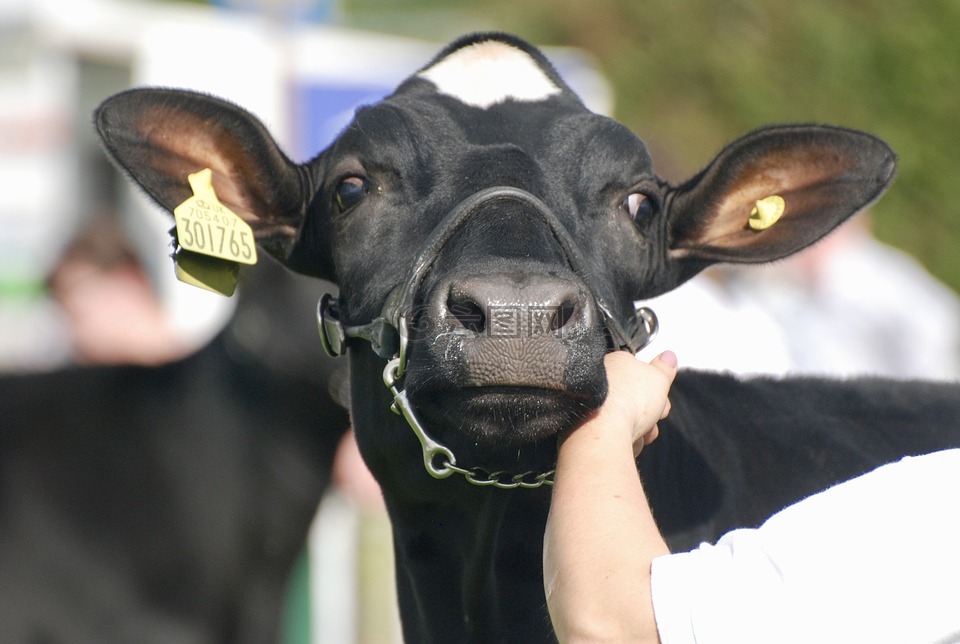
[94,33,960,642]
[0,259,349,643]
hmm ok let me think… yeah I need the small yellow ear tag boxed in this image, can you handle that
[173,169,258,265]
[748,195,786,231]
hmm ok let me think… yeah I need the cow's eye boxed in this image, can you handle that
[622,192,655,222]
[334,176,369,212]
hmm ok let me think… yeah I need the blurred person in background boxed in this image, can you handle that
[45,216,190,367]
[638,214,960,380]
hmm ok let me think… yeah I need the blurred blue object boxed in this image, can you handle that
[290,82,392,160]
[212,0,338,23]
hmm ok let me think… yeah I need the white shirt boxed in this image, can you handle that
[651,449,960,644]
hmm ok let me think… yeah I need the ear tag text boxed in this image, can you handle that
[748,195,785,231]
[173,168,258,264]
[172,168,257,297]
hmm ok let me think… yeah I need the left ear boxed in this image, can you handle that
[665,125,896,281]
[95,88,330,279]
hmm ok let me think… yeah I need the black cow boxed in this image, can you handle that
[0,260,349,643]
[94,33,960,642]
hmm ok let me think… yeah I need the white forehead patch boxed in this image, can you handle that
[418,40,562,109]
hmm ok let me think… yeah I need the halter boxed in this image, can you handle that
[317,187,658,488]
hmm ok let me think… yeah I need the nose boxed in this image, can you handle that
[441,273,588,339]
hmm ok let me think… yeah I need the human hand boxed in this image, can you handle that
[612,350,677,453]
[546,350,677,642]
[563,350,678,456]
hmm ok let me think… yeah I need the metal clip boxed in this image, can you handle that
[383,358,457,479]
[317,293,346,357]
[632,306,659,351]
[381,357,556,489]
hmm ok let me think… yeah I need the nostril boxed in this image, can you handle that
[550,300,577,332]
[448,296,487,334]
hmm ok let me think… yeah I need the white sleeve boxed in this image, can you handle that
[650,449,960,644]
[651,530,795,644]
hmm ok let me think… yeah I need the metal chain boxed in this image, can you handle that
[383,358,556,489]
[441,461,555,489]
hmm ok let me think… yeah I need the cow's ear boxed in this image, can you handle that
[663,125,896,283]
[95,88,328,278]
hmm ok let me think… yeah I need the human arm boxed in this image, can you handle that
[544,350,960,643]
[543,350,677,643]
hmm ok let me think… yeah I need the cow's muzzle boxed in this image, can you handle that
[316,186,658,488]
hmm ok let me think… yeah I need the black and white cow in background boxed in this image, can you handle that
[0,260,348,643]
[95,33,960,642]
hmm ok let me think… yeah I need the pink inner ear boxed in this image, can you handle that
[133,106,238,207]
[676,144,857,254]
[135,106,287,236]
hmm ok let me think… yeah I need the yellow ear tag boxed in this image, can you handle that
[748,195,786,231]
[173,169,258,265]
[173,250,241,297]
[171,168,257,296]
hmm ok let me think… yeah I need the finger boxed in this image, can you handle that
[650,350,679,383]
[633,424,660,457]
[658,349,678,369]
[647,424,659,444]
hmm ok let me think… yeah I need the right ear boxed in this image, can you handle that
[662,124,896,286]
[95,88,329,278]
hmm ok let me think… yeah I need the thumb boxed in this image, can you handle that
[650,350,678,421]
[650,350,678,383]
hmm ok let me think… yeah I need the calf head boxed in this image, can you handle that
[95,33,895,489]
